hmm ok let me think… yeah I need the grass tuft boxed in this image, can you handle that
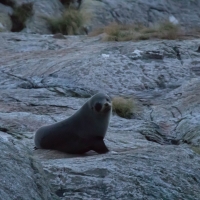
[11,2,33,32]
[112,97,135,119]
[90,21,181,41]
[46,8,86,35]
[157,21,180,39]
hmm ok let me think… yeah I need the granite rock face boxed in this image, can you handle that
[0,132,58,200]
[81,0,200,31]
[0,0,64,34]
[0,3,13,32]
[0,32,200,199]
[23,0,64,34]
[0,0,200,34]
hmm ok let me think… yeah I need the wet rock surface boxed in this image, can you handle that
[0,32,200,199]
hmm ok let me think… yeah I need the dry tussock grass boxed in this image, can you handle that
[46,9,83,35]
[46,8,89,35]
[112,97,136,119]
[11,2,33,32]
[90,21,183,41]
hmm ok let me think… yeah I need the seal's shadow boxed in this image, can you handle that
[33,148,103,160]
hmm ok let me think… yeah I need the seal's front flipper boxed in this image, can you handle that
[91,138,109,154]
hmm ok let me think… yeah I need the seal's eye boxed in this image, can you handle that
[94,103,102,112]
[106,98,110,102]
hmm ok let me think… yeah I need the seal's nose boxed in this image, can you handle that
[105,102,111,108]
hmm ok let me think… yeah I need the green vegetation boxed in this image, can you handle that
[112,97,135,119]
[46,9,85,35]
[11,3,33,32]
[158,21,180,39]
[90,21,181,41]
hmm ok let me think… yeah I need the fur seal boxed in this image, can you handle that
[34,93,112,154]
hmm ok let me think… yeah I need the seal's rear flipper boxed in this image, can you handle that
[91,138,109,154]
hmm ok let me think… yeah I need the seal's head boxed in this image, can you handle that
[89,93,112,114]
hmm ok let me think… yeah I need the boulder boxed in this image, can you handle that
[0,132,58,200]
[0,0,64,34]
[20,0,64,34]
[0,3,13,32]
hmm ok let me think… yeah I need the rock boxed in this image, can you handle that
[0,0,200,35]
[0,3,13,32]
[0,32,200,199]
[0,12,12,32]
[0,132,58,200]
[0,0,64,34]
[81,0,200,32]
[196,45,200,52]
[53,33,66,39]
[0,3,13,15]
[21,0,64,34]
[39,144,200,200]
